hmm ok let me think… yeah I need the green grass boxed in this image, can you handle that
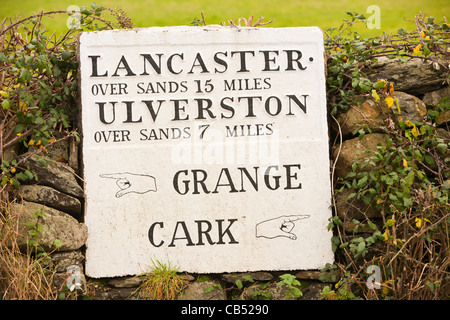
[1,0,449,37]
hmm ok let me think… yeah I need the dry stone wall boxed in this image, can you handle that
[9,56,449,300]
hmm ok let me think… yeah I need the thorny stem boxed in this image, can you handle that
[0,10,115,37]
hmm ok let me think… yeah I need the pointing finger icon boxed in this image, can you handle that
[100,172,157,198]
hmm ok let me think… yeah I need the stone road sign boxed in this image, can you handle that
[79,26,334,277]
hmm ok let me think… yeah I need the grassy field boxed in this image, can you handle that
[1,0,449,37]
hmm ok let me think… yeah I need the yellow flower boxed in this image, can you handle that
[389,83,394,96]
[372,90,380,102]
[383,230,389,241]
[19,101,28,111]
[415,217,431,228]
[376,198,383,204]
[28,139,35,146]
[11,168,16,173]
[385,96,394,108]
[420,29,427,38]
[413,44,422,54]
[415,218,422,228]
[402,158,408,167]
[411,125,420,138]
[404,120,413,127]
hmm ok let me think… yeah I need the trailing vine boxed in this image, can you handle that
[0,4,132,191]
[325,11,449,115]
[324,12,449,300]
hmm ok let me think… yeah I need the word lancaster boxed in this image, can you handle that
[88,49,310,77]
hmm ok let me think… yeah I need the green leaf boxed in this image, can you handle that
[259,282,270,290]
[357,241,366,253]
[339,242,349,249]
[53,65,61,77]
[373,80,386,89]
[403,197,413,208]
[81,9,93,15]
[19,69,31,84]
[424,155,436,166]
[14,124,24,134]
[347,192,357,200]
[15,172,28,181]
[197,275,212,282]
[357,175,368,188]
[404,170,415,187]
[242,275,254,283]
[358,78,371,92]
[437,143,448,154]
[204,286,214,294]
[24,170,34,179]
[443,180,450,190]
[2,99,11,110]
[61,51,72,61]
[367,221,377,230]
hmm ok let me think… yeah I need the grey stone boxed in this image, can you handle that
[68,138,80,171]
[242,282,298,300]
[335,188,382,220]
[9,201,87,252]
[178,280,226,300]
[436,110,450,125]
[24,154,83,198]
[300,281,330,300]
[336,99,385,136]
[18,184,81,217]
[94,287,138,300]
[295,270,329,281]
[43,133,70,163]
[51,250,85,273]
[108,277,143,288]
[295,270,340,283]
[394,91,427,123]
[180,274,196,282]
[3,143,20,163]
[336,92,427,137]
[366,57,448,95]
[422,86,450,107]
[221,272,273,284]
[333,133,388,179]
